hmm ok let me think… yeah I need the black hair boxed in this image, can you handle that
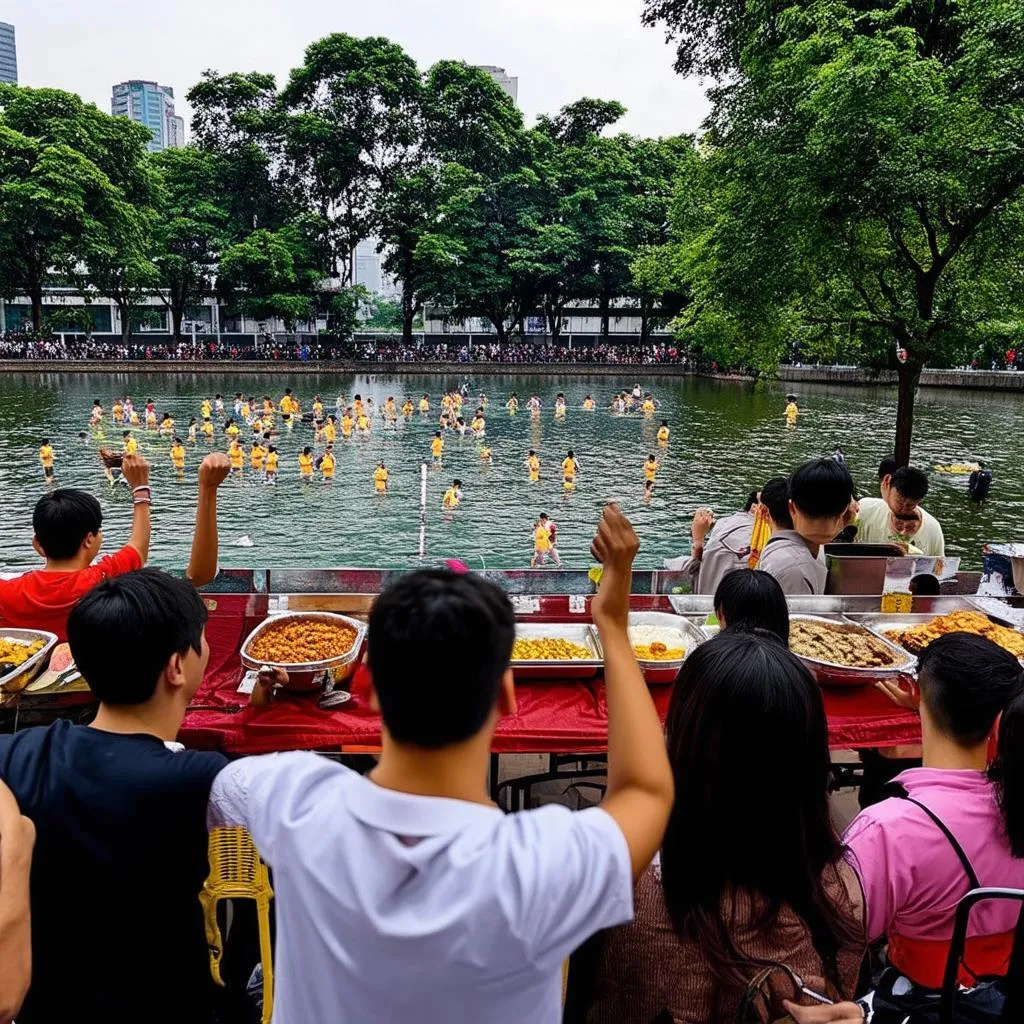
[67,569,207,706]
[302,446,312,455]
[567,449,575,458]
[435,431,441,437]
[453,479,462,487]
[742,490,760,513]
[662,630,858,998]
[714,570,790,643]
[890,466,929,502]
[123,430,131,437]
[918,634,1024,856]
[33,489,103,559]
[789,459,853,518]
[760,476,792,529]
[878,456,899,482]
[661,419,668,426]
[529,449,536,456]
[41,438,50,445]
[173,437,182,445]
[368,570,515,748]
[268,446,277,454]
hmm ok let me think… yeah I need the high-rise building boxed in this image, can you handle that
[111,80,185,152]
[476,65,518,105]
[0,23,17,84]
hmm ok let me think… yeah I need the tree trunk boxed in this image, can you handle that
[894,361,921,467]
[118,301,131,344]
[171,305,185,342]
[29,286,43,333]
[600,290,610,338]
[489,315,509,345]
[546,299,562,339]
[401,287,415,345]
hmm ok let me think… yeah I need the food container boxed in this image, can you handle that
[0,629,59,693]
[240,612,367,693]
[854,610,1024,661]
[626,611,706,683]
[789,615,916,688]
[511,622,602,679]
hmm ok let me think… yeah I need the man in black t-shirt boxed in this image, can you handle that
[0,569,228,1024]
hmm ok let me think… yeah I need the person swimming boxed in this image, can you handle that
[442,479,462,509]
[373,461,389,494]
[657,420,670,445]
[525,449,540,483]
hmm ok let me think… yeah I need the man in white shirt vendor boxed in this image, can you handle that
[759,459,855,595]
[208,504,673,1024]
[856,464,945,556]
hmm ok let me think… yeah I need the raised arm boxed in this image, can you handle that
[120,454,152,563]
[591,504,674,878]
[0,781,34,1024]
[187,453,231,587]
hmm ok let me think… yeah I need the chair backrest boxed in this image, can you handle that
[939,887,1024,1024]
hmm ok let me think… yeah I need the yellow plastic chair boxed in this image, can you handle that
[201,826,274,1024]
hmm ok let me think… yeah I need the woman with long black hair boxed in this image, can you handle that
[580,629,865,1023]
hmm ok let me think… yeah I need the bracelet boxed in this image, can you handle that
[132,485,151,495]
[132,497,152,506]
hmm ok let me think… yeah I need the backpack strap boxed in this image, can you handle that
[885,782,981,890]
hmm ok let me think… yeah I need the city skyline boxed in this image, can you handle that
[0,22,16,84]
[111,79,186,152]
[3,0,709,139]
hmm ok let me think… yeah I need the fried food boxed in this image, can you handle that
[886,611,1024,658]
[246,619,357,664]
[790,620,900,668]
[629,625,687,662]
[0,637,46,674]
[512,638,593,661]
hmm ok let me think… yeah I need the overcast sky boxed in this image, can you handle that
[4,0,709,139]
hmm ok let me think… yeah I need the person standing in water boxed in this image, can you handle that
[373,462,389,494]
[657,420,670,445]
[442,479,462,509]
[264,446,279,484]
[298,447,315,481]
[39,439,55,482]
[785,396,800,427]
[562,450,580,492]
[526,450,541,483]
[506,393,519,415]
[320,445,336,483]
[431,432,444,464]
[644,454,659,484]
[170,438,185,476]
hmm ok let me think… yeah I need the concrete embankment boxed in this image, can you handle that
[777,366,1024,392]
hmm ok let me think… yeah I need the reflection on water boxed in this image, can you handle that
[0,371,1016,570]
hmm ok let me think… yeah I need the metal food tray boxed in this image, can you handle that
[789,615,916,684]
[240,611,367,679]
[0,629,59,693]
[846,613,945,655]
[625,611,706,680]
[511,622,602,678]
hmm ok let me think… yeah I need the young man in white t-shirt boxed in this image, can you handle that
[208,505,673,1024]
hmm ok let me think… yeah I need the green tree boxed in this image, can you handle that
[648,0,1024,462]
[0,85,152,330]
[149,148,229,341]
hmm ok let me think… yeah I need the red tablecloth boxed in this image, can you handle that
[180,596,922,755]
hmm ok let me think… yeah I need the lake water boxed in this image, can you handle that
[0,371,1017,570]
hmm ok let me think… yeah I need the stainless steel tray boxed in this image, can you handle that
[0,629,59,693]
[240,612,367,687]
[512,622,602,677]
[790,615,916,682]
[625,611,706,671]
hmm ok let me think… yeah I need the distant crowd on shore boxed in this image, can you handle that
[0,333,690,367]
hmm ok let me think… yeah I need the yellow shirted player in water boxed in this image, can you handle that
[201,418,214,439]
[159,415,174,436]
[123,431,138,455]
[442,479,462,509]
[431,432,444,462]
[355,412,371,434]
[250,441,266,472]
[39,439,54,481]
[321,445,336,482]
[582,395,595,411]
[480,445,492,463]
[373,462,389,493]
[657,420,670,445]
[384,396,397,419]
[471,411,485,434]
[341,411,354,439]
[129,408,140,426]
[322,415,337,443]
[225,419,240,441]
[298,447,314,480]
[228,439,245,474]
[401,398,414,417]
[644,454,659,482]
[561,450,580,491]
[312,395,324,420]
[785,398,799,427]
[112,400,123,423]
[641,395,656,415]
[526,450,540,482]
[506,393,519,415]
[170,438,185,474]
[200,398,212,419]
[240,398,251,421]
[419,394,430,413]
[353,394,364,417]
[264,447,279,483]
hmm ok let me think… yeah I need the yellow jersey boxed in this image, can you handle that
[298,453,314,476]
[200,401,212,418]
[321,453,336,477]
[657,426,670,443]
[373,467,388,491]
[160,418,174,433]
[443,488,460,509]
[642,400,655,414]
[402,402,414,416]
[124,437,138,455]
[341,416,353,437]
[265,452,279,473]
[229,445,244,468]
[240,402,251,419]
[583,399,595,411]
[785,402,799,423]
[431,438,444,458]
[251,447,266,469]
[384,400,396,417]
[145,411,157,426]
[354,399,364,415]
[323,422,337,443]
[112,403,123,420]
[356,415,370,431]
[534,525,551,552]
[471,417,485,432]
[263,400,274,416]
[419,398,430,413]
[226,424,240,439]
[527,456,540,479]
[481,447,492,461]
[39,445,54,468]
[129,411,140,425]
[644,459,659,481]
[202,421,214,437]
[170,445,185,466]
